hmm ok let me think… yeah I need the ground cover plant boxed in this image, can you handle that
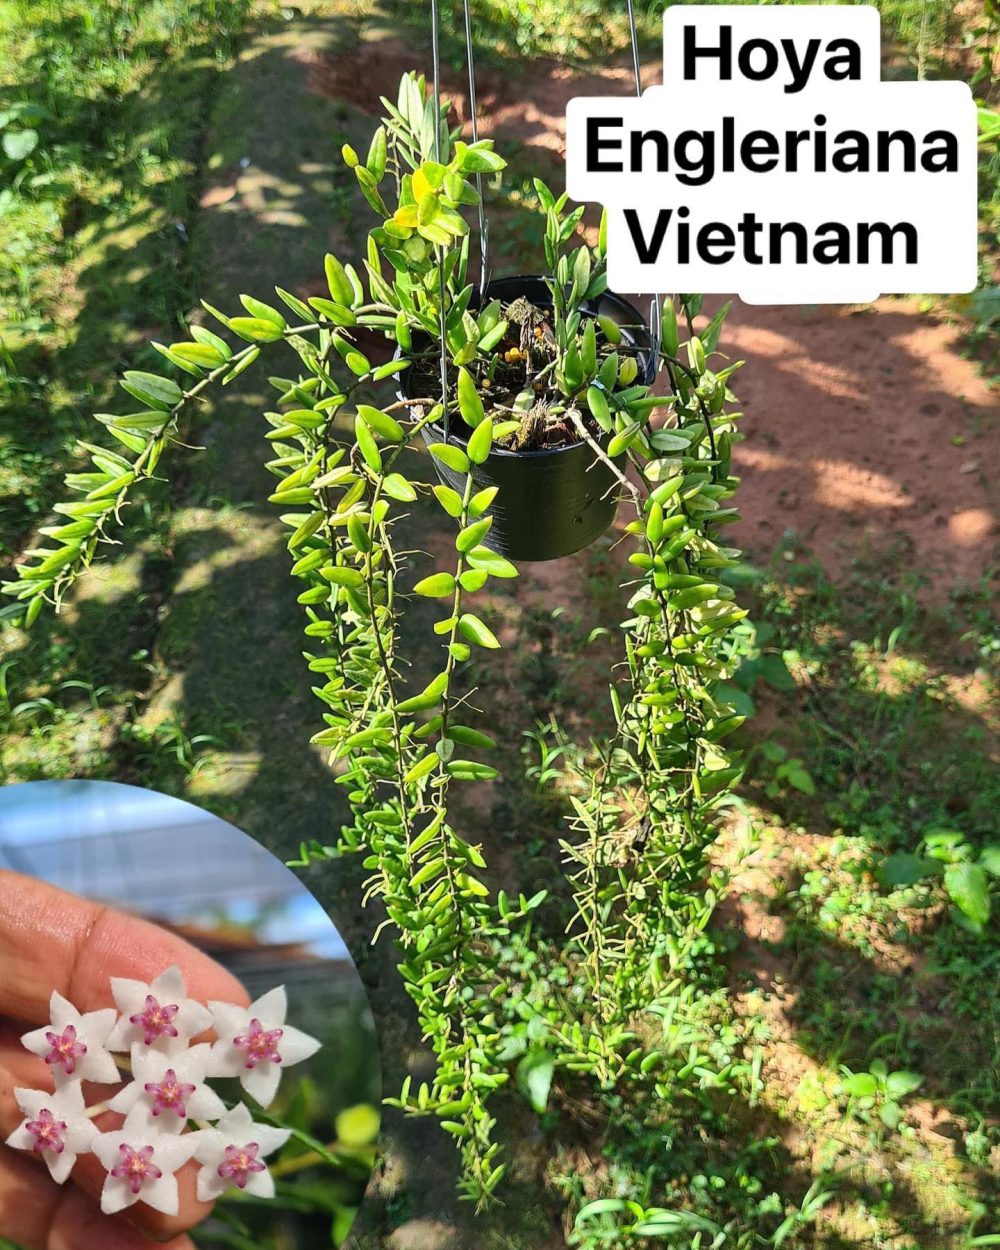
[0,2,996,1247]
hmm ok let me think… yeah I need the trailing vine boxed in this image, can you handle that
[2,73,747,1209]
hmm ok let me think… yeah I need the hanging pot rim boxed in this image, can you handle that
[397,273,656,462]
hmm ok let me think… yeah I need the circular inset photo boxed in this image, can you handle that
[0,779,380,1250]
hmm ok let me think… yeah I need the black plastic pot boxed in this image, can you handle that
[400,276,655,563]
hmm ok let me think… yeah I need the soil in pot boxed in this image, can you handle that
[402,276,655,562]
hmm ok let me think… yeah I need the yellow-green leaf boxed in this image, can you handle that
[413,572,456,598]
[357,404,404,443]
[457,367,484,428]
[429,443,470,473]
[467,416,493,465]
[458,613,500,649]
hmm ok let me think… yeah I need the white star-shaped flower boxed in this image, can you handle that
[5,1080,98,1184]
[107,1042,226,1132]
[105,965,214,1055]
[21,991,119,1087]
[208,986,320,1108]
[92,1107,198,1216]
[192,1103,291,1201]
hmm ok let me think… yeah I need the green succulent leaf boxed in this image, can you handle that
[457,366,485,428]
[458,613,500,649]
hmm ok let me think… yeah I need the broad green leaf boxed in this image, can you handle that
[367,126,387,180]
[189,325,231,357]
[877,852,933,888]
[608,422,640,457]
[354,417,383,472]
[945,861,990,928]
[467,416,493,465]
[885,1070,922,1098]
[786,765,815,796]
[457,518,492,553]
[274,286,314,320]
[239,294,286,328]
[397,672,448,713]
[357,404,404,442]
[447,760,499,782]
[336,1103,380,1147]
[228,316,284,343]
[761,653,796,691]
[516,1048,554,1114]
[466,546,517,578]
[586,385,611,431]
[404,753,437,784]
[458,613,500,649]
[222,347,260,384]
[457,366,484,427]
[169,341,226,369]
[383,473,417,502]
[840,1072,877,1098]
[469,486,498,516]
[413,573,456,598]
[322,566,364,588]
[325,253,354,305]
[120,372,182,411]
[2,127,38,160]
[429,443,470,474]
[346,513,371,552]
[308,296,358,326]
[433,484,464,517]
[450,725,496,749]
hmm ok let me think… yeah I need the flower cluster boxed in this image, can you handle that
[5,966,320,1215]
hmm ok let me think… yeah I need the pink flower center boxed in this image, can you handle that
[144,1068,196,1118]
[233,1018,283,1069]
[129,995,180,1046]
[217,1141,265,1189]
[44,1024,87,1076]
[26,1108,67,1155]
[111,1143,163,1196]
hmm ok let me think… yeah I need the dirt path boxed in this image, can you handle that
[726,299,998,587]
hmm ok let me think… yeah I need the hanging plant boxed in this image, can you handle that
[2,72,748,1208]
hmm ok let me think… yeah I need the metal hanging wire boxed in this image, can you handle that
[430,0,451,439]
[625,0,663,368]
[429,0,491,442]
[462,0,490,298]
[429,1,658,439]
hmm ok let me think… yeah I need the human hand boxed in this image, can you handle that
[0,869,250,1250]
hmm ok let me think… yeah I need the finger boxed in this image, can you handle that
[0,869,250,1026]
[0,1144,197,1250]
[0,1064,212,1240]
[0,1045,124,1130]
[0,1027,51,1087]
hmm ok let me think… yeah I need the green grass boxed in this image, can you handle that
[0,0,267,543]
